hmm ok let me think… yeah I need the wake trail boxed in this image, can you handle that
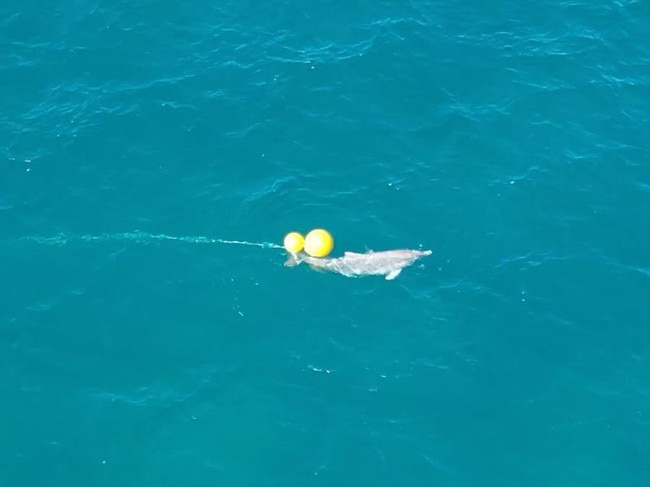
[11,231,283,250]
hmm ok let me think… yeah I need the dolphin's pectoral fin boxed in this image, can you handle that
[385,269,402,280]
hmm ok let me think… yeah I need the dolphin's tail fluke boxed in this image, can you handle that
[284,254,300,267]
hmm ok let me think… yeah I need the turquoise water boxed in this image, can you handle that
[2,0,649,485]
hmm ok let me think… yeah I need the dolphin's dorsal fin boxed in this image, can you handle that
[385,269,402,280]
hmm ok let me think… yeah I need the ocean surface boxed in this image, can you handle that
[1,0,649,485]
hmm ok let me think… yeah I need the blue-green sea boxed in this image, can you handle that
[2,1,649,485]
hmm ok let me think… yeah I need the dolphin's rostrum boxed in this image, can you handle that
[285,249,432,280]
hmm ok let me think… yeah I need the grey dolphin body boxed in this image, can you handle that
[285,249,432,280]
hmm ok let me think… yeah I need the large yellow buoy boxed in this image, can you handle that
[283,232,305,254]
[304,228,334,258]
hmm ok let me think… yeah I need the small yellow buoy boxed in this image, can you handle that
[304,228,334,257]
[283,232,305,254]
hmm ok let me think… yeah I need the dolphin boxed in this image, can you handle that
[285,249,432,280]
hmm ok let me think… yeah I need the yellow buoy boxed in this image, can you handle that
[304,228,334,257]
[283,232,305,254]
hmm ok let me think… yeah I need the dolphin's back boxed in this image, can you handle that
[295,249,431,279]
